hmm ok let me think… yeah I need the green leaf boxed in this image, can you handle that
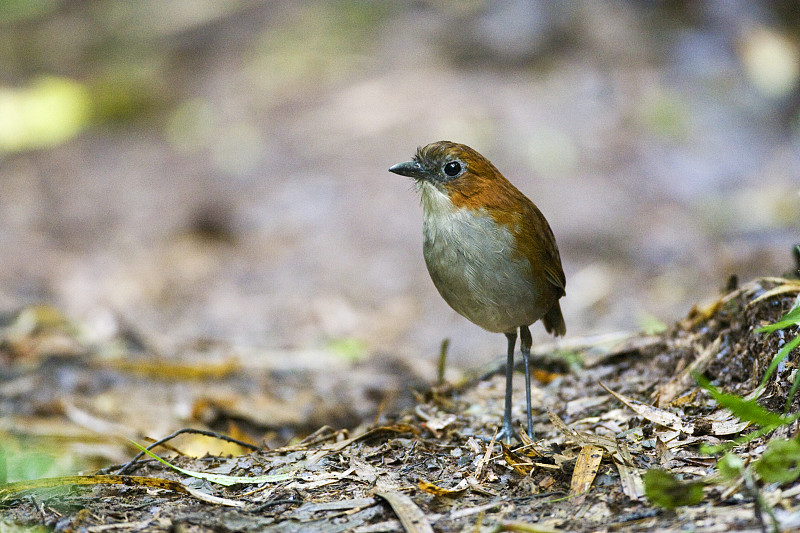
[644,469,705,509]
[0,76,91,153]
[754,439,800,484]
[757,334,800,393]
[701,424,775,455]
[327,337,368,362]
[756,301,800,334]
[638,313,668,335]
[716,453,745,481]
[694,374,790,428]
[786,358,800,412]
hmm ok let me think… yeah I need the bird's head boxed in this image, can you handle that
[388,141,507,210]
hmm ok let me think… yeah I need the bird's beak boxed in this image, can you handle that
[388,160,426,180]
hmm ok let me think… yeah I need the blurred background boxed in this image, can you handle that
[1,0,798,368]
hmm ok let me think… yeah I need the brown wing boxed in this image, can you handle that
[522,198,566,296]
[519,198,567,336]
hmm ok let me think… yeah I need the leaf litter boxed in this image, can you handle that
[1,277,800,532]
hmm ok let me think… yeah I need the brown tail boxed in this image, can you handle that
[542,301,566,337]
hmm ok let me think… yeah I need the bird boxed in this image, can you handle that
[389,141,566,443]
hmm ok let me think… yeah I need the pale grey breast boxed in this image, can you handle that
[419,183,546,333]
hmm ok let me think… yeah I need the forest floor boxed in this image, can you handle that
[2,276,800,532]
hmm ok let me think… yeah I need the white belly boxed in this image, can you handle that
[420,184,545,333]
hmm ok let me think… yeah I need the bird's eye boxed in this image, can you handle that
[443,161,462,177]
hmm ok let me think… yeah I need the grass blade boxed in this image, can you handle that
[694,375,789,428]
[129,440,293,486]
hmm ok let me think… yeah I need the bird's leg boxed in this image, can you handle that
[496,331,518,444]
[520,325,534,439]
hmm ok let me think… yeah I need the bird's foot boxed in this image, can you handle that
[477,424,533,445]
[494,423,517,445]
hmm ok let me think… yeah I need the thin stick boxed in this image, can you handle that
[437,338,450,385]
[116,428,260,475]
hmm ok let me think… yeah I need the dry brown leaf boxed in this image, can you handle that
[0,475,242,507]
[669,389,699,407]
[547,409,625,463]
[654,337,720,407]
[285,470,356,491]
[565,332,663,369]
[519,427,534,448]
[655,430,722,450]
[421,414,456,437]
[448,500,504,520]
[532,369,560,384]
[61,400,138,438]
[565,396,609,417]
[501,443,534,477]
[748,278,800,305]
[102,358,241,380]
[710,417,750,436]
[615,438,634,467]
[465,476,498,497]
[614,461,645,500]
[539,475,556,490]
[304,424,418,466]
[417,478,469,497]
[517,430,543,457]
[547,409,581,441]
[601,382,692,433]
[681,278,771,328]
[375,490,434,533]
[493,521,565,532]
[192,390,318,428]
[474,431,496,480]
[350,457,380,484]
[655,436,672,465]
[569,445,603,496]
[225,421,259,448]
[683,299,723,328]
